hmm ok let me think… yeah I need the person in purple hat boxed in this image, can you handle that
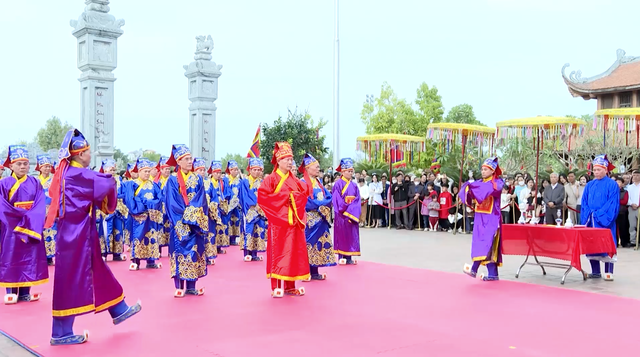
[332,158,361,265]
[193,157,217,265]
[46,129,141,346]
[225,160,244,246]
[238,157,268,262]
[0,145,48,305]
[208,160,230,255]
[164,145,208,297]
[299,153,336,280]
[581,154,619,281]
[460,157,504,281]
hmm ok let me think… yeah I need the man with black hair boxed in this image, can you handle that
[391,172,410,229]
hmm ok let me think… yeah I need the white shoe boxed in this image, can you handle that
[424,228,429,232]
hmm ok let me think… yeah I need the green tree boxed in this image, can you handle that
[221,153,248,174]
[361,82,420,135]
[415,82,444,125]
[113,147,132,173]
[35,116,73,151]
[444,104,485,126]
[261,108,328,172]
[142,150,161,163]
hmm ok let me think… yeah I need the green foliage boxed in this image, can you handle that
[261,108,328,172]
[354,160,389,175]
[35,116,73,151]
[361,82,444,136]
[113,147,131,172]
[443,104,484,126]
[142,150,161,163]
[221,153,248,174]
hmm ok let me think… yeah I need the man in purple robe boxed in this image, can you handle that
[0,145,48,304]
[461,157,504,281]
[332,158,361,265]
[45,129,141,346]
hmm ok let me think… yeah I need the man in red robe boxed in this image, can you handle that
[257,142,310,297]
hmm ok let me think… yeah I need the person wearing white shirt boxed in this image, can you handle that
[367,174,383,228]
[358,178,370,227]
[626,170,640,245]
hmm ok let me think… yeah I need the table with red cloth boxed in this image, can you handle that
[502,224,617,284]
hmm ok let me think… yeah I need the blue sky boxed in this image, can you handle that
[0,0,631,159]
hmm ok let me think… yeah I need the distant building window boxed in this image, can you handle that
[601,94,614,109]
[620,92,632,108]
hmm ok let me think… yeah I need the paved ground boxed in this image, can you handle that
[2,228,639,355]
[360,227,640,300]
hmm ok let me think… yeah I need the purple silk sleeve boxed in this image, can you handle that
[93,173,117,215]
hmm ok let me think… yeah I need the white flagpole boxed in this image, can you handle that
[332,0,340,169]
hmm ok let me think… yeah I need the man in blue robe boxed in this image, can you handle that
[36,154,57,266]
[239,158,267,262]
[225,160,244,246]
[164,145,208,297]
[581,154,619,281]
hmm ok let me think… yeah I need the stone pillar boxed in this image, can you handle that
[183,35,222,162]
[70,0,124,168]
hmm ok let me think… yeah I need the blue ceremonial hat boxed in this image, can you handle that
[156,156,169,170]
[35,154,53,172]
[166,144,191,168]
[125,163,135,178]
[208,160,222,175]
[297,153,319,174]
[225,160,238,174]
[247,157,264,170]
[99,158,116,173]
[134,157,154,172]
[482,157,502,176]
[336,158,354,172]
[58,129,90,162]
[3,145,29,167]
[593,154,615,171]
[192,157,206,170]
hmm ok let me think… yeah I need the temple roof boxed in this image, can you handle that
[562,49,640,98]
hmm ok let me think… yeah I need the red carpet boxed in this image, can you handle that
[1,251,639,357]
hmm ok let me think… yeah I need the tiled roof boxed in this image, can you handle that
[562,49,640,96]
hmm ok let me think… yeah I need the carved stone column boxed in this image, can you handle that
[184,35,222,163]
[71,0,124,168]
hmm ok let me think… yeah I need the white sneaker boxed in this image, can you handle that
[424,228,429,232]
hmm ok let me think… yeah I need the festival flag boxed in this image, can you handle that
[246,124,261,158]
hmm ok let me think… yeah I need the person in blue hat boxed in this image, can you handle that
[193,157,217,265]
[332,158,362,265]
[46,129,141,345]
[0,145,49,305]
[460,157,504,281]
[238,157,268,262]
[36,154,57,266]
[208,160,230,255]
[154,156,172,254]
[299,153,336,280]
[164,145,208,297]
[96,159,127,262]
[224,160,244,246]
[581,154,619,281]
[122,157,164,271]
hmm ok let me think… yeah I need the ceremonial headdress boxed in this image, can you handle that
[99,158,116,173]
[592,154,615,172]
[208,160,222,175]
[297,153,320,198]
[336,158,354,172]
[430,157,441,175]
[481,156,502,189]
[124,163,135,178]
[3,145,29,168]
[133,157,154,172]
[247,157,264,171]
[156,156,170,170]
[165,145,192,205]
[35,154,53,172]
[45,128,89,228]
[165,144,191,168]
[225,160,238,174]
[192,157,206,171]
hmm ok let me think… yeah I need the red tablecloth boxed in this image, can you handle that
[501,224,617,271]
